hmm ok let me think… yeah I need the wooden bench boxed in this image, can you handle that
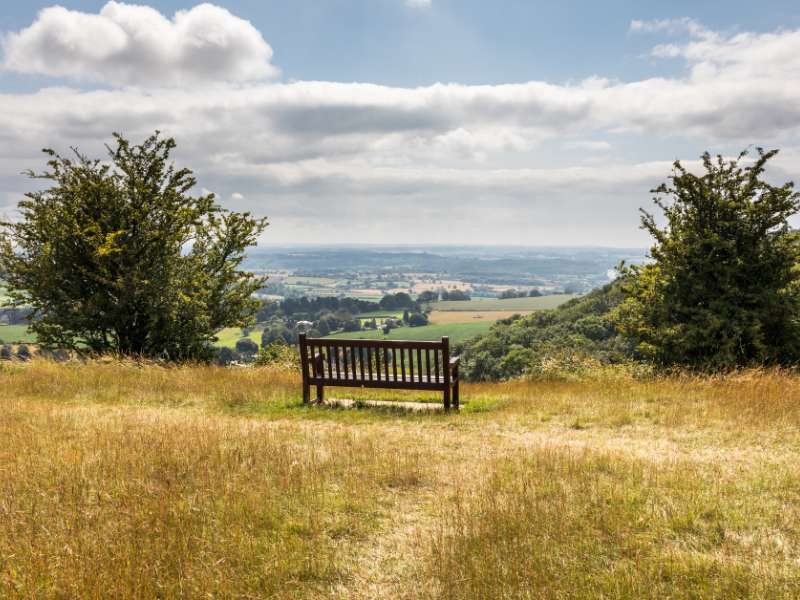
[298,334,460,410]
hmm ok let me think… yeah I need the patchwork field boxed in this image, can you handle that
[327,320,496,344]
[435,293,576,311]
[0,361,798,598]
[428,309,534,324]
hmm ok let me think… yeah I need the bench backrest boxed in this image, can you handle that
[299,335,450,384]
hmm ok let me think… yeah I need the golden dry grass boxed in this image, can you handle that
[1,360,800,598]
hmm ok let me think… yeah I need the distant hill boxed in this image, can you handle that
[458,284,634,381]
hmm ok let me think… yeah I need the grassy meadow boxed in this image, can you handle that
[326,320,496,344]
[435,293,576,311]
[0,324,36,343]
[0,360,799,598]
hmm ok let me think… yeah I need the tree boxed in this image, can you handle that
[418,290,438,303]
[216,346,239,366]
[614,148,800,369]
[261,323,295,346]
[402,309,410,324]
[0,132,268,360]
[528,289,543,297]
[408,312,429,327]
[235,337,259,357]
[341,319,362,332]
[441,289,471,301]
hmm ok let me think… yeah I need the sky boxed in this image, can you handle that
[1,1,800,247]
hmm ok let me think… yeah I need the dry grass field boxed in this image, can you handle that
[1,360,799,598]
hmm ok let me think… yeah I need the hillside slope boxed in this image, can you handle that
[458,284,634,381]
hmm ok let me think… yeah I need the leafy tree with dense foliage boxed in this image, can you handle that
[417,290,439,303]
[235,337,259,357]
[408,312,429,327]
[441,289,471,301]
[614,149,800,369]
[0,132,267,360]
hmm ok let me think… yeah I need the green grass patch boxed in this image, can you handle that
[0,324,36,344]
[435,293,577,311]
[214,327,262,349]
[326,321,496,344]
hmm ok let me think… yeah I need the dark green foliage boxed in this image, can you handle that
[378,292,416,311]
[0,345,12,360]
[418,290,439,303]
[216,346,239,365]
[0,132,267,360]
[341,319,362,332]
[235,337,259,357]
[459,285,631,381]
[261,323,296,346]
[16,344,31,361]
[614,149,800,369]
[499,289,527,299]
[441,289,471,301]
[528,289,542,297]
[408,312,429,327]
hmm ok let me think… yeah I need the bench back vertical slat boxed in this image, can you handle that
[416,348,422,382]
[349,347,357,381]
[425,349,431,383]
[325,346,333,378]
[400,348,406,382]
[434,348,440,381]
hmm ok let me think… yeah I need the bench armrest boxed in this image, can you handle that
[449,356,460,379]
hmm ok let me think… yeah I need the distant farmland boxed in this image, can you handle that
[435,294,576,311]
[326,321,496,344]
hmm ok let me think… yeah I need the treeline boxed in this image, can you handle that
[257,292,425,347]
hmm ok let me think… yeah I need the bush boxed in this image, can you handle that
[216,347,239,366]
[16,344,31,361]
[253,343,298,369]
[235,338,259,357]
[408,313,429,327]
[0,345,12,360]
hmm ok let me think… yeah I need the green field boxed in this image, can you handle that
[0,324,36,343]
[215,327,262,349]
[435,293,577,311]
[355,310,403,319]
[326,320,496,344]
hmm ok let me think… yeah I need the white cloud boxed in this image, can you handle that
[1,2,278,86]
[405,0,432,7]
[1,13,800,244]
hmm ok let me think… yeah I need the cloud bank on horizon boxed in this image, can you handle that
[0,2,798,246]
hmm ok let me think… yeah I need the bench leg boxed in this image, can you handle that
[316,384,324,404]
[453,380,459,410]
[443,386,451,411]
[302,382,310,404]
